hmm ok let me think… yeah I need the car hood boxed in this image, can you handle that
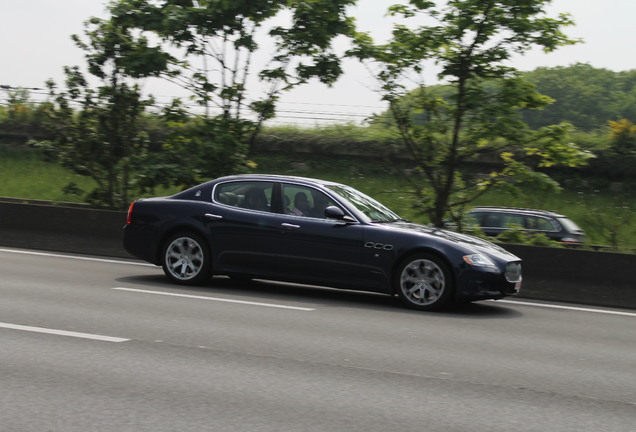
[383,221,520,262]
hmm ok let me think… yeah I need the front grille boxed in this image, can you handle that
[505,262,522,283]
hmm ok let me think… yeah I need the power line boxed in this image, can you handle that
[0,83,385,126]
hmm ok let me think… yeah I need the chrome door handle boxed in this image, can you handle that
[281,223,300,229]
[205,213,223,220]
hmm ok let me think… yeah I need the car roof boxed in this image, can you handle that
[171,174,352,201]
[212,173,345,188]
[470,206,566,218]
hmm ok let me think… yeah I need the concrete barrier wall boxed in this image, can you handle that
[1,199,634,310]
[0,199,129,258]
[501,244,636,309]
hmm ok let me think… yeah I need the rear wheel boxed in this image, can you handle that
[395,253,454,311]
[161,232,211,285]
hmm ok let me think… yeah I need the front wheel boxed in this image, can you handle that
[161,232,211,285]
[395,253,454,311]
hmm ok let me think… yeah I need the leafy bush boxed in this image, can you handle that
[255,124,399,158]
[461,224,490,241]
[526,232,563,247]
[0,88,50,133]
[495,225,563,247]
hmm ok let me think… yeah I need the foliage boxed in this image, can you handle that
[608,119,636,154]
[401,64,636,133]
[0,88,49,132]
[255,122,398,156]
[495,225,562,247]
[30,18,155,209]
[131,110,255,192]
[522,64,636,131]
[47,0,359,193]
[579,119,636,181]
[350,0,593,227]
[105,0,357,151]
[457,222,489,241]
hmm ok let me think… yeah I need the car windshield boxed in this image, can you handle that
[326,184,403,223]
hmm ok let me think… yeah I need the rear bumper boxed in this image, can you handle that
[122,224,161,265]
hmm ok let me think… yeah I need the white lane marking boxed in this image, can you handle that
[492,299,636,317]
[113,287,315,311]
[0,322,129,342]
[0,247,154,266]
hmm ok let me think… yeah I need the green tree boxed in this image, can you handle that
[614,69,636,122]
[32,18,156,209]
[609,119,636,153]
[598,118,636,180]
[522,63,632,130]
[352,0,593,227]
[102,0,356,162]
[0,87,49,132]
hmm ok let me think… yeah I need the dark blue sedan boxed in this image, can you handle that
[123,174,521,310]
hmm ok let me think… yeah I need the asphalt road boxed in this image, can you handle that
[1,247,635,432]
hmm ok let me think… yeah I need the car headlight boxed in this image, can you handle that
[463,253,496,268]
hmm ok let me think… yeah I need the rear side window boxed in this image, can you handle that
[482,212,525,228]
[467,212,483,225]
[526,216,558,231]
[214,181,274,213]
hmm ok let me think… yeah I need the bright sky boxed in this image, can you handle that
[1,0,635,126]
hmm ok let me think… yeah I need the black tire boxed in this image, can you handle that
[161,232,211,285]
[395,253,454,311]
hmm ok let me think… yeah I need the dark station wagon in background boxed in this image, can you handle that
[123,175,522,310]
[467,206,585,244]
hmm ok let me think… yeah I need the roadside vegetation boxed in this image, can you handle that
[2,141,635,251]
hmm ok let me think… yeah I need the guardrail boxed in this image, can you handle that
[0,198,126,258]
[1,198,634,310]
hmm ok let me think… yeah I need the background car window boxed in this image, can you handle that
[283,184,337,218]
[482,212,524,228]
[527,216,557,231]
[466,212,483,225]
[215,181,273,212]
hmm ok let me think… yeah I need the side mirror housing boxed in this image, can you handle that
[324,206,356,223]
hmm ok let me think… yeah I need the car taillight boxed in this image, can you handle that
[126,202,135,224]
[559,238,581,244]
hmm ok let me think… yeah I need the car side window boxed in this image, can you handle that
[214,181,274,213]
[502,214,525,228]
[528,216,558,231]
[483,212,524,228]
[282,184,338,219]
[467,212,483,225]
[482,212,504,228]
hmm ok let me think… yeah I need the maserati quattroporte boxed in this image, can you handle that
[123,175,522,310]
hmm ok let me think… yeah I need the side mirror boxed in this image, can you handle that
[324,206,356,223]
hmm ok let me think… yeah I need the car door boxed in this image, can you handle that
[480,211,524,236]
[201,180,285,276]
[275,183,366,288]
[526,215,559,238]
